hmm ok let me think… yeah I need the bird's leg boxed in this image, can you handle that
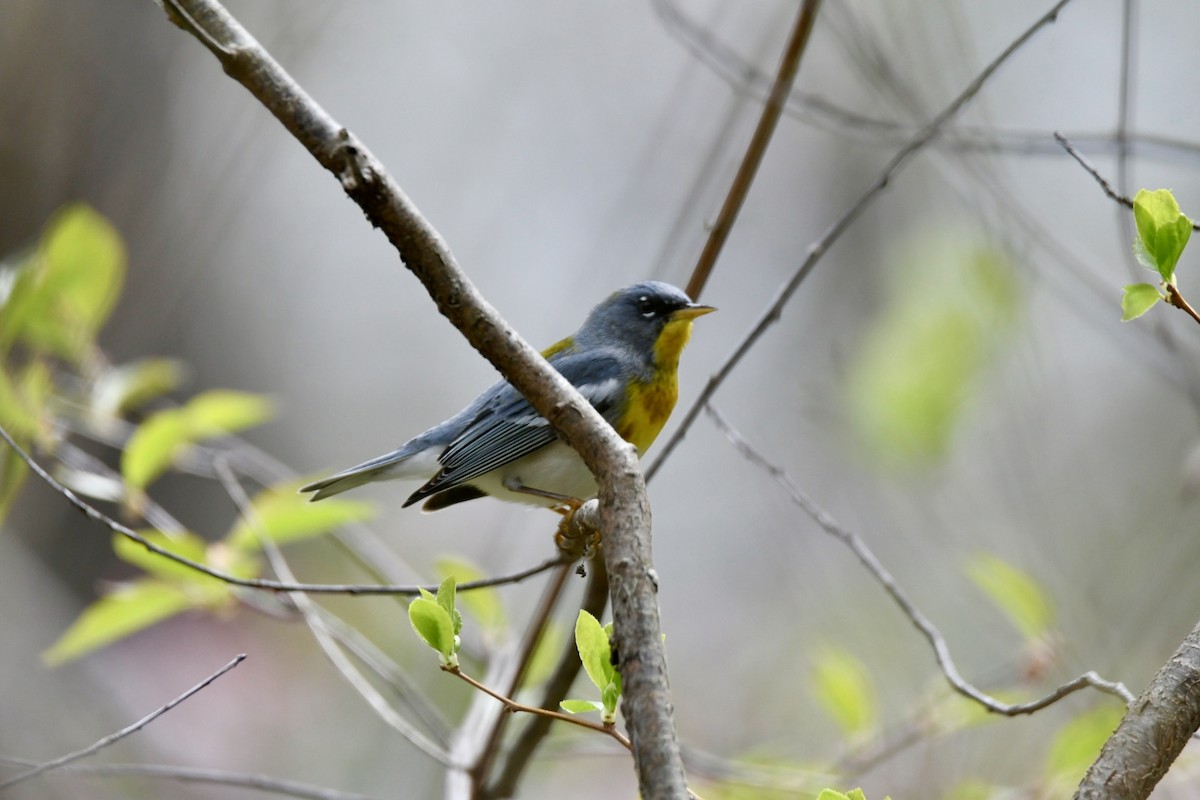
[504,479,584,516]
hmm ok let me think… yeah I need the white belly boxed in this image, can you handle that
[469,440,598,507]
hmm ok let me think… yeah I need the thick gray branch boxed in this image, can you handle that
[1075,621,1200,800]
[160,0,685,795]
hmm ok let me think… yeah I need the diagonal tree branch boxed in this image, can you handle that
[686,0,822,300]
[155,0,685,794]
[0,655,245,791]
[705,404,1135,717]
[647,0,1077,483]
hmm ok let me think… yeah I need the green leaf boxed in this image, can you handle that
[1045,705,1124,782]
[0,442,29,526]
[601,681,621,723]
[113,530,216,583]
[409,597,457,666]
[1121,283,1163,321]
[182,389,274,438]
[1133,189,1193,283]
[226,480,375,551]
[121,408,189,491]
[0,361,50,441]
[435,575,463,638]
[435,557,507,636]
[42,580,195,666]
[121,390,274,491]
[815,791,851,800]
[92,358,187,417]
[845,791,867,800]
[848,239,1018,465]
[966,554,1053,641]
[575,610,614,692]
[811,646,877,737]
[16,205,126,361]
[560,699,604,714]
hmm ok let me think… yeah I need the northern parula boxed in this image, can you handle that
[300,281,714,510]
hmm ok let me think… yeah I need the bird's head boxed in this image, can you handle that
[576,281,715,367]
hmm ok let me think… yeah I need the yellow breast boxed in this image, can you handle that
[616,319,694,454]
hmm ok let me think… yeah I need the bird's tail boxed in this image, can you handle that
[300,446,431,501]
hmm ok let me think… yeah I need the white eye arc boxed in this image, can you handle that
[638,296,656,318]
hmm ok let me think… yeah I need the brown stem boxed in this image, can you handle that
[1166,285,1200,326]
[685,0,822,301]
[445,667,631,751]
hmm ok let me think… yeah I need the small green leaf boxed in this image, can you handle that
[435,557,507,636]
[14,206,126,361]
[182,390,274,438]
[815,791,851,800]
[113,530,220,585]
[966,554,1053,641]
[601,681,621,723]
[92,358,187,417]
[1134,189,1193,283]
[560,699,604,714]
[1045,705,1124,782]
[409,597,457,666]
[811,646,877,737]
[1121,283,1163,321]
[121,390,274,491]
[42,580,194,666]
[575,610,613,692]
[121,408,189,490]
[0,442,29,526]
[226,481,375,551]
[435,575,463,638]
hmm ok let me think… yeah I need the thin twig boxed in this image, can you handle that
[0,421,565,596]
[0,757,381,800]
[212,459,455,767]
[445,667,631,752]
[485,561,610,799]
[1055,131,1200,231]
[0,655,245,790]
[704,404,1136,716]
[647,0,1078,482]
[470,562,574,791]
[686,0,822,300]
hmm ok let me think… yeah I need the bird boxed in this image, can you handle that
[300,281,714,511]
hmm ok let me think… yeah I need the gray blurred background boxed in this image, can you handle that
[3,0,1200,797]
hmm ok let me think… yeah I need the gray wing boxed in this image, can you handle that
[402,352,626,506]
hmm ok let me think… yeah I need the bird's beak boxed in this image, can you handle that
[670,303,716,321]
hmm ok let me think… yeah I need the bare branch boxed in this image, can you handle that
[0,423,568,596]
[647,0,1078,483]
[0,655,245,791]
[158,0,685,792]
[705,404,1136,716]
[1055,132,1200,231]
[686,0,822,300]
[0,757,384,800]
[212,459,455,767]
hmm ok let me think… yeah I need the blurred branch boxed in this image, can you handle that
[158,0,686,794]
[486,561,610,799]
[0,757,383,800]
[704,404,1136,716]
[0,655,245,791]
[157,0,685,792]
[0,425,571,596]
[213,458,455,767]
[647,0,1078,482]
[1074,620,1200,800]
[686,0,822,300]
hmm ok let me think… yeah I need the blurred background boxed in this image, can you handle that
[3,0,1200,797]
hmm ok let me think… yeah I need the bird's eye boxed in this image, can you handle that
[637,296,657,318]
